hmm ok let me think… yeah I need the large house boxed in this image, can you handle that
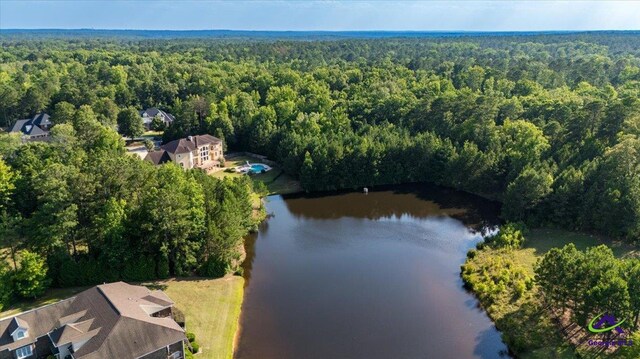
[145,134,224,171]
[140,108,175,130]
[8,113,52,141]
[0,282,186,359]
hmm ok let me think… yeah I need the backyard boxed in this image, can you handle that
[213,154,302,195]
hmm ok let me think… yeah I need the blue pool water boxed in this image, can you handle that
[250,164,268,173]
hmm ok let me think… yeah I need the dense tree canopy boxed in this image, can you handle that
[1,34,640,297]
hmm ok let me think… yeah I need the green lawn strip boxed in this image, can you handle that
[462,228,638,358]
[146,276,244,359]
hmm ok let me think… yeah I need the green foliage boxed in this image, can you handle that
[186,331,196,343]
[0,263,12,312]
[485,223,527,249]
[150,115,166,131]
[117,107,144,138]
[617,331,640,358]
[461,240,554,357]
[12,251,50,299]
[1,34,640,297]
[143,139,154,151]
[186,331,200,354]
[535,245,637,330]
[122,256,157,282]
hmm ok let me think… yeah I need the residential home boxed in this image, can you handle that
[140,108,175,130]
[144,134,224,172]
[8,113,52,141]
[0,282,186,359]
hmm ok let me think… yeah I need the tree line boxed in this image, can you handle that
[0,103,259,310]
[3,34,638,241]
[1,34,640,306]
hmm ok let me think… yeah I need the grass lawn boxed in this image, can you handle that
[146,276,245,359]
[213,155,302,195]
[1,276,245,359]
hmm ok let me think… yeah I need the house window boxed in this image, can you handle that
[16,330,25,339]
[200,146,210,162]
[15,345,33,358]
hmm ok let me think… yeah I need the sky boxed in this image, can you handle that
[1,0,639,31]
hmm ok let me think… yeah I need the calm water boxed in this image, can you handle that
[236,184,510,359]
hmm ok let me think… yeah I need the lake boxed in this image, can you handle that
[236,184,510,359]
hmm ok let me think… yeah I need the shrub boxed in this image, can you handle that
[143,139,155,151]
[466,249,477,259]
[486,222,527,249]
[186,332,196,343]
[191,341,200,353]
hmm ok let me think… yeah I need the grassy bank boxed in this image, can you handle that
[148,276,245,359]
[462,228,638,359]
[0,276,244,359]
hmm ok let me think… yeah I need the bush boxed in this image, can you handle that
[143,139,155,151]
[186,332,196,343]
[485,222,527,249]
[191,341,200,353]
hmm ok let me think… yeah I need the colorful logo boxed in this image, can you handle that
[588,313,625,334]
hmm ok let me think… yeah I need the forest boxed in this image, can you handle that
[1,33,640,308]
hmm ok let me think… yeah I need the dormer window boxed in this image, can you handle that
[10,318,30,342]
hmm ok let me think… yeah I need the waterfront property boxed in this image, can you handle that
[145,134,224,171]
[0,282,186,359]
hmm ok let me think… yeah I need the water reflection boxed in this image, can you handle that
[237,183,508,359]
[282,183,501,235]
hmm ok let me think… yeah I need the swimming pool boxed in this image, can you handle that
[250,164,268,173]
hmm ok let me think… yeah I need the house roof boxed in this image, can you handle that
[0,298,75,352]
[144,150,172,165]
[161,135,222,155]
[31,113,51,128]
[140,108,175,123]
[0,282,185,359]
[9,113,51,136]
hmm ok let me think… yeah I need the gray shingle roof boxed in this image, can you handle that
[140,108,175,124]
[8,113,51,136]
[0,282,185,359]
